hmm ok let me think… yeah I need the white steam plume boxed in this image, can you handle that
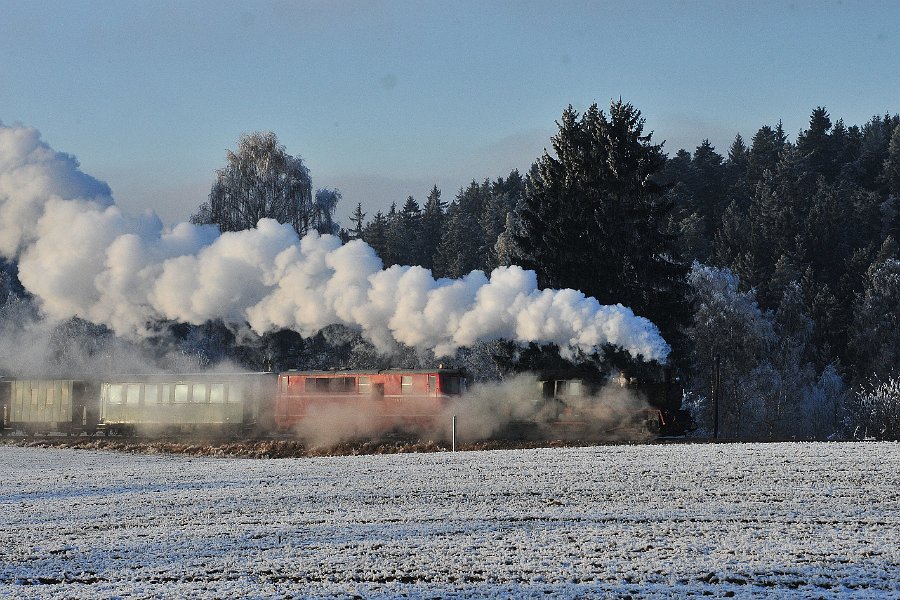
[0,122,670,362]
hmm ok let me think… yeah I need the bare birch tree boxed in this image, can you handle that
[192,132,314,236]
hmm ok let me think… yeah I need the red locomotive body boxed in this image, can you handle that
[274,369,468,435]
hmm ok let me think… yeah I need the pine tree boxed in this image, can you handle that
[382,201,402,267]
[348,202,366,241]
[361,211,388,262]
[419,185,445,271]
[880,123,900,196]
[433,181,491,278]
[510,100,688,357]
[796,107,835,179]
[748,124,787,185]
[726,134,750,183]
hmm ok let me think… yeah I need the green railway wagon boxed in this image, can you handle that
[0,379,99,435]
[98,373,276,436]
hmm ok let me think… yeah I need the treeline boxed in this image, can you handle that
[337,103,900,439]
[345,174,524,279]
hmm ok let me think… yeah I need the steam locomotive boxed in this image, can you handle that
[0,367,692,441]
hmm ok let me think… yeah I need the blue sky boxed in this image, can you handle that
[2,0,899,226]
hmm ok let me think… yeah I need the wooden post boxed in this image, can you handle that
[452,415,457,452]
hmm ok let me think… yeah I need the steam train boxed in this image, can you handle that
[0,368,692,441]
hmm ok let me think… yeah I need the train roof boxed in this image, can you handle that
[280,368,467,376]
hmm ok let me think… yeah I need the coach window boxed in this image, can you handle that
[31,388,40,407]
[46,388,55,406]
[174,384,189,404]
[569,380,583,397]
[427,375,436,394]
[126,384,141,405]
[401,376,413,395]
[556,380,568,396]
[145,384,158,404]
[193,383,208,403]
[160,384,172,404]
[442,376,460,395]
[209,384,225,404]
[108,384,124,405]
[332,377,355,393]
[358,377,370,395]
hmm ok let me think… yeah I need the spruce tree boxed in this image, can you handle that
[880,123,900,196]
[399,196,422,265]
[510,100,688,357]
[348,202,366,241]
[419,185,445,271]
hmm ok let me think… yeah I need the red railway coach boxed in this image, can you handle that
[274,368,469,435]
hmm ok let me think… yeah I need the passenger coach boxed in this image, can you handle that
[0,378,98,436]
[97,372,276,436]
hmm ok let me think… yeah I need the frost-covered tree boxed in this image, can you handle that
[881,123,900,196]
[191,132,318,236]
[800,364,848,439]
[686,263,775,438]
[847,375,900,440]
[850,257,900,380]
[312,188,341,235]
[763,281,815,438]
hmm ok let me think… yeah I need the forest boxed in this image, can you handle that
[2,102,899,440]
[340,102,899,441]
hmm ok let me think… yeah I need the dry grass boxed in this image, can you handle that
[0,435,611,458]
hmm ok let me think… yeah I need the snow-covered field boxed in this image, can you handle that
[1,442,898,599]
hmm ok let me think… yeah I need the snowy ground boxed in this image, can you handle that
[1,442,899,599]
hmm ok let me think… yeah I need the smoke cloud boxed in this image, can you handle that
[0,122,670,362]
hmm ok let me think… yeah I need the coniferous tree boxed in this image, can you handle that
[419,185,445,271]
[880,123,900,196]
[348,203,366,241]
[850,255,900,381]
[398,196,422,265]
[382,201,402,267]
[509,100,688,355]
[748,124,787,185]
[361,211,388,261]
[725,134,750,187]
[480,171,524,272]
[796,107,837,182]
[433,190,483,279]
